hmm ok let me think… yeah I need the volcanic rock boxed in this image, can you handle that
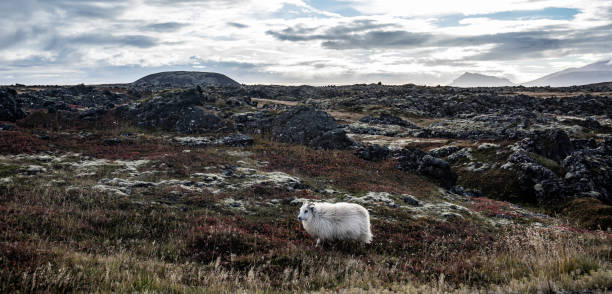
[0,88,28,121]
[395,147,457,188]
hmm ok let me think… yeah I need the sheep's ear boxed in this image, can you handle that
[308,204,315,214]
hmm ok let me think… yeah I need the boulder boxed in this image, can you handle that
[310,129,355,150]
[356,144,390,161]
[175,107,223,133]
[131,87,223,133]
[79,107,108,121]
[562,143,612,204]
[520,129,574,163]
[0,88,28,122]
[214,133,254,147]
[359,113,419,128]
[571,138,598,150]
[269,106,355,149]
[419,155,458,189]
[395,147,457,188]
[507,151,564,203]
[428,145,460,158]
[402,195,421,206]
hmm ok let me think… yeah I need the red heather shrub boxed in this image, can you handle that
[253,142,434,195]
[470,197,522,218]
[371,216,495,285]
[0,131,48,154]
[561,197,612,231]
[184,215,306,264]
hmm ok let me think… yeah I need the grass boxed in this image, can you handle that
[458,168,527,203]
[1,109,611,293]
[251,139,436,197]
[561,198,612,231]
[1,158,610,293]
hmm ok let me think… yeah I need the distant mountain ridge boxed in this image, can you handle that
[523,59,612,87]
[133,71,240,87]
[449,72,515,87]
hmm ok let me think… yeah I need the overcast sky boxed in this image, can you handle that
[1,0,611,85]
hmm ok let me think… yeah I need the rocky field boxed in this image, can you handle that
[1,79,611,293]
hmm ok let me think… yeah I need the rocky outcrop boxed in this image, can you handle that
[429,145,460,158]
[0,88,28,121]
[562,138,612,203]
[394,148,457,188]
[244,106,356,150]
[359,113,419,129]
[130,87,223,133]
[520,129,574,163]
[173,133,254,147]
[506,151,563,204]
[309,128,355,150]
[17,85,129,109]
[355,144,390,161]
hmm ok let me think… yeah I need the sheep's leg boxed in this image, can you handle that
[316,238,321,247]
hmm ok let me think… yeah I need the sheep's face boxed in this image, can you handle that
[298,203,314,222]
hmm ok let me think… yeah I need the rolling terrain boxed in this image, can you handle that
[0,74,611,293]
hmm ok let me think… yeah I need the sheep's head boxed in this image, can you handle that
[298,202,315,222]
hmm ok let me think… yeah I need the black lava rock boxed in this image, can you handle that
[395,147,457,188]
[0,88,28,122]
[131,87,223,133]
[356,144,390,161]
[359,113,419,128]
[520,129,574,163]
[403,195,421,206]
[269,106,356,149]
[102,138,121,146]
[508,151,563,203]
[214,133,254,147]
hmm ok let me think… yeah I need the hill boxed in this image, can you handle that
[524,59,612,87]
[449,72,515,87]
[133,71,240,87]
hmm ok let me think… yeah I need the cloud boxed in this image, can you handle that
[1,0,612,85]
[267,18,611,62]
[45,34,159,50]
[227,22,249,28]
[0,0,129,20]
[322,31,432,49]
[141,22,187,32]
[267,19,397,43]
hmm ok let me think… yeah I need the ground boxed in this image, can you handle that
[0,84,611,293]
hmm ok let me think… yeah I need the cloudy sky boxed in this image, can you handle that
[1,0,611,85]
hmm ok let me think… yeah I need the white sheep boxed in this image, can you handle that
[298,202,373,246]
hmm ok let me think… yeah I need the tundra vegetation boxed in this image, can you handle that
[0,80,611,293]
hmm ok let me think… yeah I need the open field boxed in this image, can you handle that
[1,83,611,293]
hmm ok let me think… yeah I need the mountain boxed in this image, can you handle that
[524,59,612,87]
[449,72,515,87]
[133,71,240,87]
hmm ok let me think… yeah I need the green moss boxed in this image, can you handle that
[472,149,510,164]
[527,152,566,177]
[0,164,20,178]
